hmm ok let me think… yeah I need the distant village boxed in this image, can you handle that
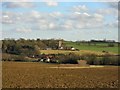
[28,40,80,63]
[46,40,79,51]
[2,38,119,65]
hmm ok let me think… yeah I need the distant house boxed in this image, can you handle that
[71,47,75,51]
[28,55,35,58]
[40,59,44,62]
[45,57,50,62]
[59,47,64,50]
[46,48,52,50]
[38,54,56,63]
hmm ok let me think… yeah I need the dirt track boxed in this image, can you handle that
[49,65,104,69]
[2,62,119,88]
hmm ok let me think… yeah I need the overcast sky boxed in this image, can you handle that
[1,1,118,41]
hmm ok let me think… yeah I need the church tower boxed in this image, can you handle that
[58,40,62,47]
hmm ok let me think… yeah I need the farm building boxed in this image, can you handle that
[71,47,75,51]
[46,48,52,50]
[38,54,55,63]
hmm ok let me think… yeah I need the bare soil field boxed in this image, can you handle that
[2,62,119,88]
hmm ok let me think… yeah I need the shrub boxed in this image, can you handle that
[108,43,115,47]
[56,53,80,64]
[79,54,119,66]
[81,54,97,65]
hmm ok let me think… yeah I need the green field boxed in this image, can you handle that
[40,50,111,56]
[64,41,119,54]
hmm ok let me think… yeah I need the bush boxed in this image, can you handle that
[81,54,97,65]
[79,54,119,65]
[108,43,115,47]
[2,53,31,62]
[56,53,80,64]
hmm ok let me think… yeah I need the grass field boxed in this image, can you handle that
[40,49,116,56]
[64,41,119,54]
[2,62,118,88]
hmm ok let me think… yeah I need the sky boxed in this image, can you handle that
[1,1,118,41]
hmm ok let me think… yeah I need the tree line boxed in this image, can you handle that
[2,38,61,56]
[1,38,120,66]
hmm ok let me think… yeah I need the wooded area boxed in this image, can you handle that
[1,38,120,65]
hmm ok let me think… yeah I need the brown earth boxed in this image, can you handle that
[2,62,119,88]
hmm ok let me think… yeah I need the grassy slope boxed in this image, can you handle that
[64,41,119,54]
[40,50,105,56]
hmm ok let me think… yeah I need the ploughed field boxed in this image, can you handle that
[2,62,118,88]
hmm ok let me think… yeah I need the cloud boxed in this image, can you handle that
[105,20,118,28]
[107,2,118,16]
[93,13,104,21]
[97,8,118,16]
[1,6,116,31]
[64,11,104,29]
[1,10,105,30]
[49,12,62,18]
[29,10,42,19]
[108,2,118,9]
[2,0,34,2]
[2,2,35,8]
[61,20,75,30]
[15,27,32,33]
[72,5,88,12]
[49,22,56,29]
[46,1,58,6]
[2,15,13,24]
[2,11,23,24]
[49,12,63,22]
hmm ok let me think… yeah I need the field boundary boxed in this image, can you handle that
[49,65,104,69]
